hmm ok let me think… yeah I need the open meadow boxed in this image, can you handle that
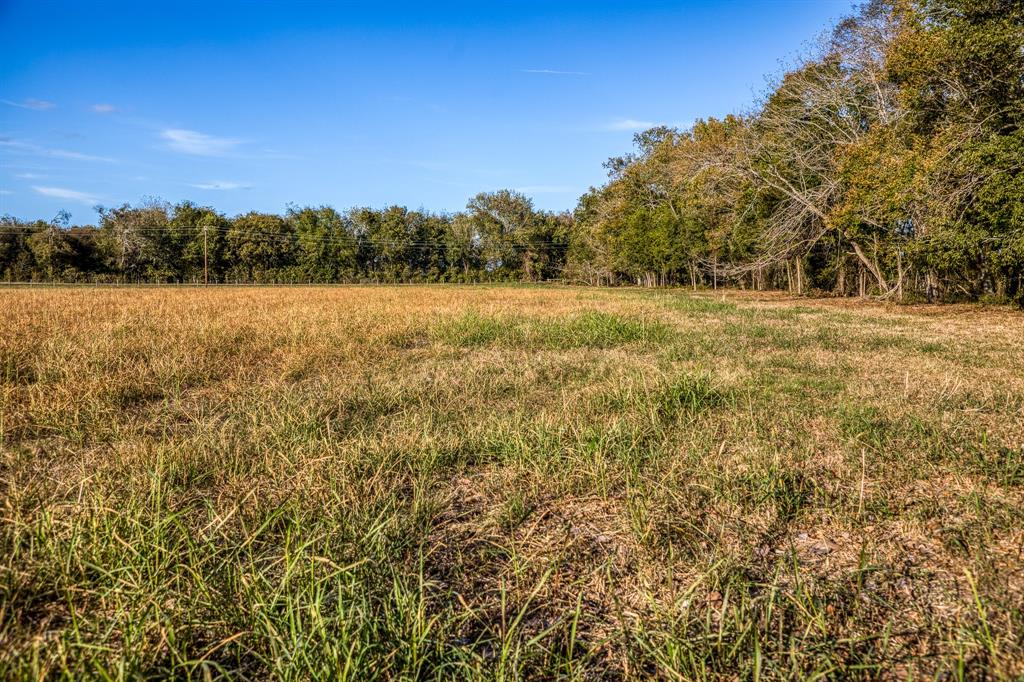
[1,285,1023,680]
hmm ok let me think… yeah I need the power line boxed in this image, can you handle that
[0,223,573,250]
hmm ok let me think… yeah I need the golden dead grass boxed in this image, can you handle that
[1,285,1022,679]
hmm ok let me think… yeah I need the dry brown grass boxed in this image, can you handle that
[1,285,1022,679]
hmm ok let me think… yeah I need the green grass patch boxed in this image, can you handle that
[656,293,738,315]
[431,310,673,349]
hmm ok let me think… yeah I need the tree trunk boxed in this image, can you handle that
[851,241,890,295]
[896,250,904,302]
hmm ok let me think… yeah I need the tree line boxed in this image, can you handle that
[0,192,572,284]
[568,0,1023,303]
[2,0,1021,302]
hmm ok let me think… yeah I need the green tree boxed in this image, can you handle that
[288,205,359,282]
[225,212,296,282]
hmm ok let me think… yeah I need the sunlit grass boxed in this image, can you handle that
[431,309,673,349]
[1,285,1022,679]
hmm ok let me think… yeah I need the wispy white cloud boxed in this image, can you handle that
[521,69,589,76]
[91,103,117,113]
[515,185,578,194]
[0,137,116,163]
[2,98,56,111]
[162,128,241,156]
[32,186,101,205]
[190,181,251,191]
[49,149,116,162]
[0,190,13,196]
[15,172,45,179]
[602,118,658,132]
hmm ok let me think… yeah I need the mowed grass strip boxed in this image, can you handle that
[0,286,1022,680]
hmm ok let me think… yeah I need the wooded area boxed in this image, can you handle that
[3,0,1022,302]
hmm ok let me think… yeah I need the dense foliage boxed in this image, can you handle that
[0,193,572,284]
[2,0,1021,301]
[569,0,1024,302]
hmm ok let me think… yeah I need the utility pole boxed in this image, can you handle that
[203,225,209,285]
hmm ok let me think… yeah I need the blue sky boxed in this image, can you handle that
[1,0,853,224]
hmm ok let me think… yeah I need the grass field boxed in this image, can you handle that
[1,286,1022,680]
